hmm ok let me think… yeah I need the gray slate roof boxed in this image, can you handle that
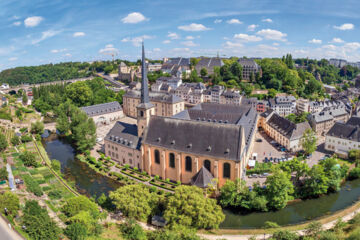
[309,106,348,123]
[81,101,122,117]
[143,116,244,161]
[191,166,214,188]
[124,90,183,104]
[105,121,141,150]
[267,113,311,140]
[238,58,260,68]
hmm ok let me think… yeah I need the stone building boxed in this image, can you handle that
[260,109,311,152]
[118,62,141,82]
[220,90,242,105]
[269,96,296,117]
[195,57,224,76]
[81,101,123,126]
[325,117,360,158]
[238,58,262,81]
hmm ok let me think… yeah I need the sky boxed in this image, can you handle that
[1,0,360,70]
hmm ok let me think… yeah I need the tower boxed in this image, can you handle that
[137,42,155,137]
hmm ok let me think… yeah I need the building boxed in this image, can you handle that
[142,103,258,187]
[329,58,348,68]
[118,62,141,82]
[210,85,225,103]
[220,90,242,105]
[269,96,296,117]
[238,58,262,81]
[81,101,124,126]
[323,84,337,94]
[195,57,224,76]
[161,58,190,77]
[147,63,162,72]
[105,43,154,168]
[325,117,360,158]
[257,100,269,113]
[260,109,311,152]
[175,82,206,104]
[123,91,184,118]
[297,99,344,114]
[151,76,182,92]
[308,105,349,136]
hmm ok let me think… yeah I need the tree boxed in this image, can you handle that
[62,195,100,219]
[164,185,225,229]
[305,221,322,238]
[0,191,20,217]
[271,230,299,240]
[19,151,38,167]
[109,184,159,221]
[22,200,61,240]
[0,134,8,152]
[104,65,113,75]
[68,210,99,236]
[120,219,147,240]
[301,129,317,155]
[65,81,93,106]
[65,222,87,240]
[31,121,44,134]
[22,92,28,105]
[268,89,277,98]
[200,68,208,77]
[230,62,243,81]
[302,165,329,197]
[115,90,126,105]
[10,135,20,146]
[265,169,294,210]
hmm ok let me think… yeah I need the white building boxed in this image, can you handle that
[269,96,296,117]
[81,101,124,126]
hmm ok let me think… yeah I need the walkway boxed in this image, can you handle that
[0,215,24,240]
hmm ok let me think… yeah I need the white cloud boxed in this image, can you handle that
[344,42,360,51]
[262,18,273,23]
[32,30,61,44]
[226,19,243,24]
[153,48,161,52]
[331,37,344,43]
[214,19,222,24]
[178,23,210,31]
[334,23,354,30]
[257,44,278,51]
[186,36,194,40]
[181,41,198,47]
[51,48,67,53]
[247,24,258,31]
[224,41,243,48]
[121,35,153,46]
[8,57,17,61]
[167,32,179,39]
[24,16,43,27]
[121,12,148,24]
[273,42,279,46]
[99,44,119,54]
[64,53,72,57]
[256,29,287,41]
[73,32,85,37]
[234,33,262,42]
[12,21,21,26]
[162,40,171,44]
[308,38,322,44]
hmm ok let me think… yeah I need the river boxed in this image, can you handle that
[42,135,360,229]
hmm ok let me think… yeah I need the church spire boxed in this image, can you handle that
[141,42,150,104]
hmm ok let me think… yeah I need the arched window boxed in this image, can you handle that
[140,111,144,117]
[204,160,211,172]
[223,163,231,178]
[154,150,160,164]
[185,156,192,172]
[169,153,175,168]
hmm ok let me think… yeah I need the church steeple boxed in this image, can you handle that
[141,42,150,104]
[136,42,154,137]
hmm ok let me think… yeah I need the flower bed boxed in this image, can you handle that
[149,179,177,191]
[121,168,151,182]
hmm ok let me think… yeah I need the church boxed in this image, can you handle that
[104,43,258,187]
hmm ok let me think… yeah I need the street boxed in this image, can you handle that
[0,216,24,240]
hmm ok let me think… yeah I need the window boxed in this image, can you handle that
[140,110,144,117]
[169,153,175,168]
[185,156,192,172]
[154,150,160,164]
[204,160,211,172]
[223,163,231,178]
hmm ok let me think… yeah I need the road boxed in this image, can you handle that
[0,216,24,240]
[96,73,126,88]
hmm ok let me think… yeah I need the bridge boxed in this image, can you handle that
[2,77,93,93]
[95,73,126,88]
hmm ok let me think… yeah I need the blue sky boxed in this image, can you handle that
[0,0,360,70]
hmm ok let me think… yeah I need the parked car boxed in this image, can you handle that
[252,174,258,178]
[256,138,263,142]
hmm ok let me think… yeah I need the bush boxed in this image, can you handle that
[42,186,52,191]
[19,151,38,167]
[271,230,299,240]
[48,190,62,200]
[264,221,280,229]
[23,174,43,196]
[21,134,32,143]
[51,159,61,172]
[11,135,20,146]
[347,227,360,240]
[120,220,147,240]
[349,168,360,180]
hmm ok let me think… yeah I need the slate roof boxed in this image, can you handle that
[143,116,244,161]
[191,166,214,188]
[221,90,241,99]
[238,58,260,68]
[346,116,360,126]
[260,108,274,118]
[196,57,224,69]
[124,90,183,104]
[267,113,311,140]
[81,101,122,117]
[327,122,360,142]
[309,106,348,123]
[105,121,141,150]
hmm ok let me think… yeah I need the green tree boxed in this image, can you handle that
[31,121,44,134]
[271,230,299,240]
[0,191,20,217]
[51,159,61,172]
[110,184,159,221]
[301,129,317,155]
[115,90,126,104]
[303,165,329,197]
[120,219,147,240]
[265,169,294,210]
[19,151,38,167]
[62,195,100,218]
[200,68,208,77]
[10,135,20,146]
[230,61,243,81]
[64,222,87,240]
[68,210,99,236]
[0,167,7,181]
[164,185,225,229]
[22,92,28,105]
[0,134,8,152]
[104,65,113,75]
[65,81,93,106]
